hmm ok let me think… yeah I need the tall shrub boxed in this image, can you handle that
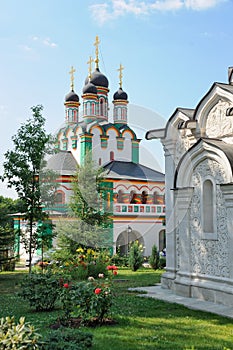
[149,244,159,270]
[128,241,144,271]
[18,271,62,311]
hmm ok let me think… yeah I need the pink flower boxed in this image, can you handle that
[94,288,102,295]
[63,283,69,288]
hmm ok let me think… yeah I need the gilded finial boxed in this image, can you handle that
[94,35,100,69]
[117,63,124,88]
[87,56,94,80]
[69,66,76,91]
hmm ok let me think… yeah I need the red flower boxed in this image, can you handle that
[63,283,69,289]
[94,288,102,295]
[107,265,118,271]
[113,270,118,275]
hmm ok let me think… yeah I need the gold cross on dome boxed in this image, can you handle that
[69,66,76,90]
[94,35,100,68]
[117,63,124,88]
[87,56,94,79]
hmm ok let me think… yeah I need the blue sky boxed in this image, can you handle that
[0,0,232,198]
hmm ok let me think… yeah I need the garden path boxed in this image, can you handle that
[129,284,233,319]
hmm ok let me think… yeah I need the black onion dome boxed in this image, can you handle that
[65,90,79,102]
[113,87,128,101]
[82,81,97,94]
[85,68,109,88]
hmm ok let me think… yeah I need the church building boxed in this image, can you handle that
[46,37,166,257]
[146,67,233,306]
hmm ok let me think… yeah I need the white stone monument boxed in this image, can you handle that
[146,67,233,306]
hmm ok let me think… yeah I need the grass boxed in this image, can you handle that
[1,268,233,349]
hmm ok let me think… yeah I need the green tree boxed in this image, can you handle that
[0,196,26,227]
[57,151,112,252]
[0,196,26,271]
[149,244,159,270]
[70,151,110,226]
[128,240,144,272]
[1,105,54,272]
[0,225,15,271]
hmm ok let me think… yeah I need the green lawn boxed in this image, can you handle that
[1,268,233,350]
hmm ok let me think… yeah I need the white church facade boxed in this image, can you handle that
[146,67,233,306]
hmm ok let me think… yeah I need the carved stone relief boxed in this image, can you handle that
[188,159,229,277]
[206,100,232,138]
[175,135,190,167]
[176,226,180,270]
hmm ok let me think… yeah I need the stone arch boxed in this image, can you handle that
[175,139,233,188]
[194,85,233,135]
[159,229,166,252]
[116,229,144,256]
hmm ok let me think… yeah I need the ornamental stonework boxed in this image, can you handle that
[189,159,229,277]
[175,135,190,167]
[206,100,232,138]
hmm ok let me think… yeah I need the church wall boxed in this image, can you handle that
[113,219,165,257]
[91,127,132,164]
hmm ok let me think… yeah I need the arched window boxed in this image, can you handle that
[117,190,124,203]
[153,191,159,204]
[110,151,114,161]
[55,191,65,205]
[130,190,137,204]
[141,190,148,204]
[159,230,166,252]
[100,99,104,116]
[84,103,87,116]
[91,102,95,115]
[203,179,214,233]
[73,110,76,121]
[88,102,92,115]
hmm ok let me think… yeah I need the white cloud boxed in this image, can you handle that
[89,0,227,24]
[184,0,225,10]
[151,0,183,11]
[19,44,33,52]
[42,37,57,48]
[29,35,58,48]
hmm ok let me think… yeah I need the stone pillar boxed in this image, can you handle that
[220,184,233,279]
[161,140,177,289]
[173,187,193,297]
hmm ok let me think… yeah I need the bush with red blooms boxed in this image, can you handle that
[57,247,111,281]
[107,265,118,276]
[59,269,118,325]
[94,287,102,294]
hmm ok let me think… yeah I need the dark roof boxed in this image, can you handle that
[103,160,164,182]
[46,153,164,182]
[113,87,128,101]
[65,90,79,102]
[46,151,77,175]
[85,68,109,88]
[82,81,97,95]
